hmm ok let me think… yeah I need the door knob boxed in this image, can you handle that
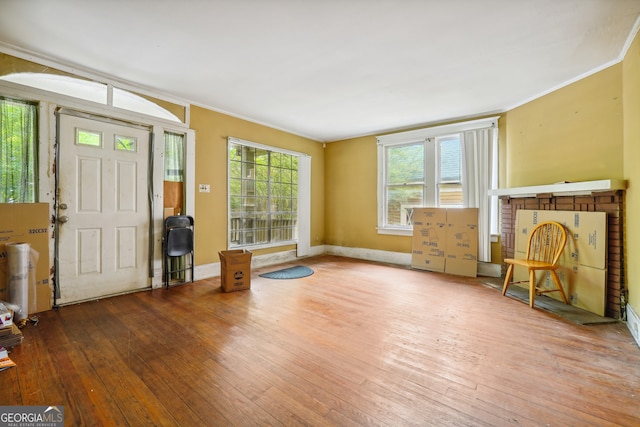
[59,203,68,210]
[58,215,69,223]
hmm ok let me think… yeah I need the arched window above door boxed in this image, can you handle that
[0,72,182,123]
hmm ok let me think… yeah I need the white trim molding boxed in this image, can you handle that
[195,245,325,281]
[490,179,627,198]
[626,304,640,348]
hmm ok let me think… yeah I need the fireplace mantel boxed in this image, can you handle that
[489,179,627,198]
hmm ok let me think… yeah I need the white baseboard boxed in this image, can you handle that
[194,244,501,282]
[194,245,326,281]
[626,304,640,348]
[324,245,412,265]
[324,245,501,277]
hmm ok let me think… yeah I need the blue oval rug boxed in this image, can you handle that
[259,265,314,279]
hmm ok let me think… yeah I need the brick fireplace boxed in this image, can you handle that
[495,181,626,319]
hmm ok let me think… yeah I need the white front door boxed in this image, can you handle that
[56,112,151,304]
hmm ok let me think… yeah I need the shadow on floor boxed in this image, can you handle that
[476,277,618,325]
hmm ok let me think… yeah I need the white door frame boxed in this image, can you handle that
[55,109,152,303]
[0,79,194,304]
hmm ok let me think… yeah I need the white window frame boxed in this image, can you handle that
[227,136,310,253]
[377,117,499,237]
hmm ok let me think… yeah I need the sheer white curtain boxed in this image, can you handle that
[461,125,497,263]
[164,132,184,182]
[0,98,37,202]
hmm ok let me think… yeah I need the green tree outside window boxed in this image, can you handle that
[0,98,37,203]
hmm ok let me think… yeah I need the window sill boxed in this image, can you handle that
[377,227,412,237]
[229,240,297,251]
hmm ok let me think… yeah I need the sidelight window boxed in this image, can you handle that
[0,97,38,203]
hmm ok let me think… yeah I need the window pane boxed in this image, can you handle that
[271,152,281,166]
[271,168,282,183]
[164,132,184,183]
[0,98,37,203]
[229,144,242,161]
[281,183,292,197]
[280,154,290,168]
[229,160,242,179]
[115,134,137,152]
[438,135,462,207]
[439,136,461,182]
[242,162,254,179]
[256,164,268,181]
[386,185,424,226]
[438,183,463,207]
[255,181,268,197]
[387,143,424,184]
[256,149,268,165]
[255,197,268,211]
[229,194,242,213]
[77,128,101,147]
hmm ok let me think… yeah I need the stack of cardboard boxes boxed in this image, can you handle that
[411,208,479,277]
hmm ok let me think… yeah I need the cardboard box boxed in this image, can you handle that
[411,207,478,277]
[564,264,607,316]
[219,250,252,292]
[0,203,52,314]
[411,208,447,273]
[444,208,478,277]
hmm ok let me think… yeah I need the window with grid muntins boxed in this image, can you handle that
[229,142,298,247]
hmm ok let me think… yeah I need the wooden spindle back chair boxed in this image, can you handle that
[502,221,569,308]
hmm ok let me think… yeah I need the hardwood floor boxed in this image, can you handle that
[3,255,640,426]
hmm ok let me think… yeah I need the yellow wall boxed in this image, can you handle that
[504,64,624,187]
[324,135,411,252]
[623,31,640,311]
[0,52,74,77]
[190,106,325,265]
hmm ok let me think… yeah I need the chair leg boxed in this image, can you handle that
[502,264,514,296]
[163,256,168,288]
[190,252,195,283]
[550,270,569,304]
[529,269,536,308]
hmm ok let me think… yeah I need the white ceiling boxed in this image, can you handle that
[1,0,639,142]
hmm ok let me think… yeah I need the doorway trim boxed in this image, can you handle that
[0,78,195,306]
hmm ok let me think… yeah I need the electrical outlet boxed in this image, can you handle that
[199,184,211,193]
